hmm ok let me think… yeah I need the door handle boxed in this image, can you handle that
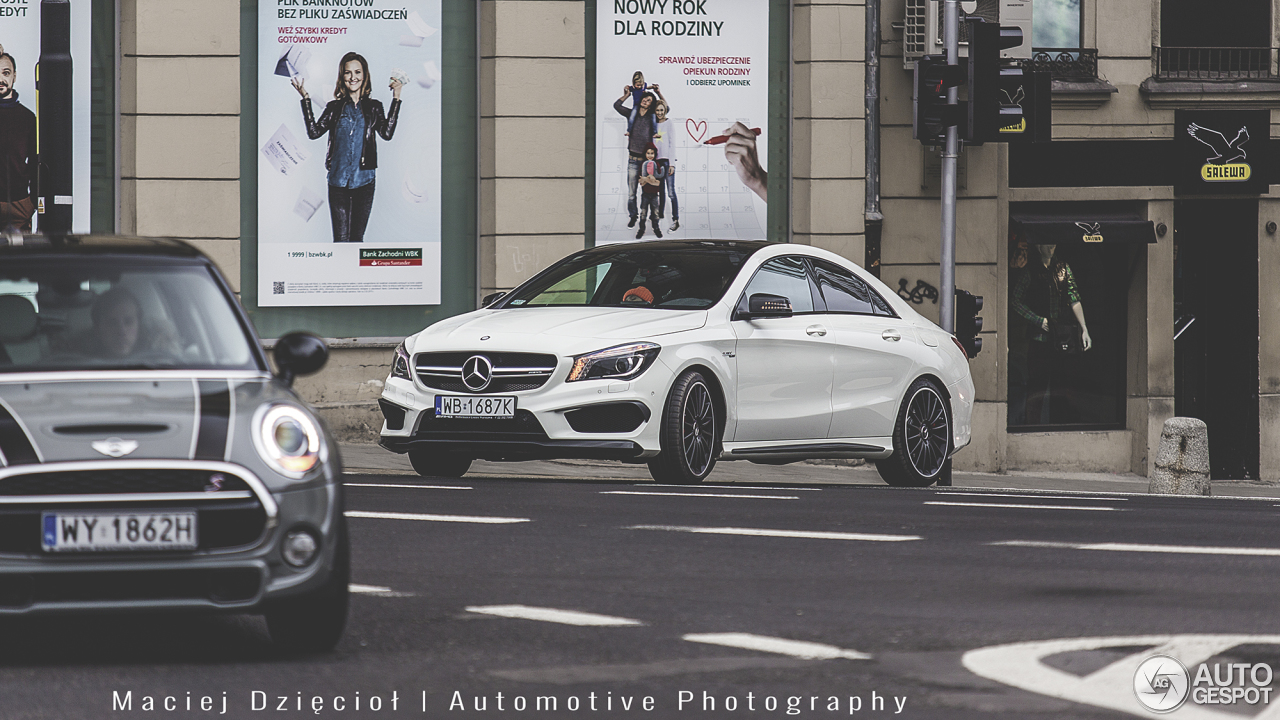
[806,325,827,337]
[881,329,902,342]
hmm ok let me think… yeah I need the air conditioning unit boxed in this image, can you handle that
[903,0,1032,68]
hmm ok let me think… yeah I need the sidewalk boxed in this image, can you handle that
[339,443,1280,499]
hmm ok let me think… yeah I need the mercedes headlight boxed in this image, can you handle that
[253,405,322,477]
[566,342,660,382]
[390,340,412,381]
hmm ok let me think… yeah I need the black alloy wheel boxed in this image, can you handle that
[876,378,951,487]
[648,370,719,484]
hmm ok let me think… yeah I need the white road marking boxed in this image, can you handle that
[683,633,871,661]
[466,605,644,627]
[993,540,1280,556]
[345,510,529,524]
[604,491,799,500]
[345,483,472,490]
[629,525,921,542]
[349,583,413,597]
[938,492,1128,501]
[964,635,1280,719]
[641,484,822,491]
[925,501,1123,511]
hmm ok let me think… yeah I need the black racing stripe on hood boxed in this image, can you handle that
[0,403,38,465]
[195,380,231,461]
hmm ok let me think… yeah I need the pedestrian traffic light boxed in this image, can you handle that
[955,289,983,359]
[914,55,967,145]
[965,19,1024,144]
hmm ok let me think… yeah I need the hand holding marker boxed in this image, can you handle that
[713,123,767,203]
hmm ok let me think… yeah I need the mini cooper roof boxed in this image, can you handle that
[0,233,210,260]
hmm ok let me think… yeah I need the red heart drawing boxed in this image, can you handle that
[686,119,707,143]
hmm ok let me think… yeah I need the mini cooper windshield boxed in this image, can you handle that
[0,259,260,373]
[499,242,761,310]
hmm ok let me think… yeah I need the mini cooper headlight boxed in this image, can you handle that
[390,340,412,381]
[566,342,661,383]
[253,405,322,477]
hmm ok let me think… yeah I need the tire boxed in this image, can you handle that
[407,449,472,478]
[876,378,952,488]
[648,370,720,484]
[266,518,349,654]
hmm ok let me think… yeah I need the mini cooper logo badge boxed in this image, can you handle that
[462,355,494,392]
[92,437,139,458]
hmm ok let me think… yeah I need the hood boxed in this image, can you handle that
[419,307,707,347]
[0,377,280,465]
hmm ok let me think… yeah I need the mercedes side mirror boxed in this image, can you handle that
[273,331,329,387]
[481,292,506,308]
[740,293,793,320]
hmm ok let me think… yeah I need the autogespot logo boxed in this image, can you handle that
[1134,655,1190,713]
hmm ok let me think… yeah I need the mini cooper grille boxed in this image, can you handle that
[0,469,252,496]
[0,502,267,555]
[414,352,557,393]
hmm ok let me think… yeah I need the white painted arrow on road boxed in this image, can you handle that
[963,635,1280,719]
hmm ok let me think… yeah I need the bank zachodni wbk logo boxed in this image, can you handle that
[1134,654,1190,713]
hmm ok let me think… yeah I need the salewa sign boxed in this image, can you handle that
[1188,122,1251,183]
[1175,110,1269,195]
[1075,222,1103,243]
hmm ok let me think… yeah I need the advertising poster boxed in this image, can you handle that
[595,0,770,244]
[0,0,92,233]
[258,0,442,307]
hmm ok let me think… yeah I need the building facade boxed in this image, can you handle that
[54,0,1280,479]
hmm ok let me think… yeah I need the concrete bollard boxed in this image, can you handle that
[1149,417,1211,495]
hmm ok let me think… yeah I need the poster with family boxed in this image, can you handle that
[257,0,442,307]
[595,0,770,244]
[0,1,92,233]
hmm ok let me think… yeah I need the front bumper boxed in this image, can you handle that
[379,358,673,461]
[0,461,341,614]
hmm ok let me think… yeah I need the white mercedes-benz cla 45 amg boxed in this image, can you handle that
[379,240,975,486]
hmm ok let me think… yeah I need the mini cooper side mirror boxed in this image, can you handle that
[273,331,329,387]
[481,291,506,308]
[745,293,793,319]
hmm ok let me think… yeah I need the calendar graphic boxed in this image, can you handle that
[595,116,766,244]
[595,0,770,245]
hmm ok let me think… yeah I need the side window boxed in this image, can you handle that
[740,256,815,313]
[812,260,896,316]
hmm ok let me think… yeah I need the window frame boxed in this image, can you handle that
[806,258,899,319]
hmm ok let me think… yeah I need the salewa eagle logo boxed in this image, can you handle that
[1076,222,1103,243]
[1188,123,1252,182]
[91,437,139,458]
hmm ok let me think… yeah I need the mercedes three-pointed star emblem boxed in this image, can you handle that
[461,355,494,392]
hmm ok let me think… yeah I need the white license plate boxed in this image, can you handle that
[42,511,198,552]
[435,395,516,419]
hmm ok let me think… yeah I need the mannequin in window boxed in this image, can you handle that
[1011,243,1092,423]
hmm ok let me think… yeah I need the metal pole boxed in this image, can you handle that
[939,0,959,334]
[37,0,73,235]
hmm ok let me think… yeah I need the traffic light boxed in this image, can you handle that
[965,19,1024,144]
[955,289,983,359]
[913,55,967,145]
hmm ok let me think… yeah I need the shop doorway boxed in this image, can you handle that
[1174,200,1259,479]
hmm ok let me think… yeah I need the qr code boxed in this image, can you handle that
[273,282,285,295]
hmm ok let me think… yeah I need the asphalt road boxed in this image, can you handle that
[4,473,1280,719]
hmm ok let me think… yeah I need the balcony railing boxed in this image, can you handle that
[1154,46,1278,80]
[1023,48,1099,81]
